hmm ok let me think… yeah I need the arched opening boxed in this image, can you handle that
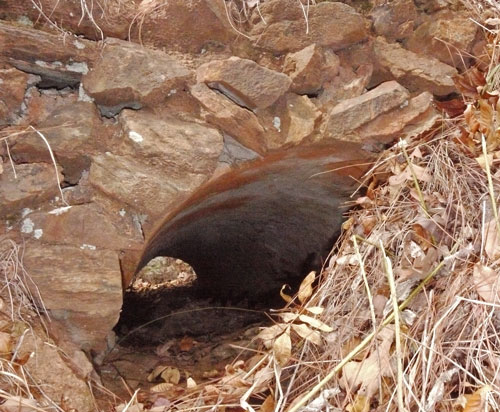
[105,144,372,396]
[115,143,372,343]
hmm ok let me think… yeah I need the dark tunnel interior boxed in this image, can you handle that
[116,143,373,343]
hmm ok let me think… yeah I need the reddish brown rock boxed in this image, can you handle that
[82,39,193,116]
[250,1,367,53]
[197,57,291,110]
[282,94,322,146]
[0,163,63,219]
[127,0,234,53]
[18,331,94,412]
[0,20,97,88]
[406,12,478,69]
[190,83,267,154]
[373,36,457,96]
[254,94,321,149]
[117,110,223,174]
[0,66,29,126]
[0,0,233,53]
[22,244,122,352]
[11,102,105,184]
[354,92,439,143]
[370,0,418,41]
[315,64,373,109]
[283,45,339,94]
[89,112,223,220]
[21,203,143,251]
[322,80,410,140]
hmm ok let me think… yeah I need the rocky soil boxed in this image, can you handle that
[0,0,485,409]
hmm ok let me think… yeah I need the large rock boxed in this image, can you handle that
[253,94,322,149]
[315,64,373,110]
[117,110,223,175]
[82,39,193,116]
[0,163,63,219]
[354,92,439,144]
[21,203,143,251]
[0,0,233,52]
[197,57,291,110]
[0,66,29,126]
[89,112,223,220]
[280,94,322,147]
[190,82,267,154]
[406,12,478,69]
[18,331,94,412]
[370,0,418,41]
[283,45,339,95]
[322,80,409,139]
[373,36,457,96]
[22,244,122,352]
[126,0,234,53]
[250,1,367,53]
[11,102,106,184]
[0,20,97,88]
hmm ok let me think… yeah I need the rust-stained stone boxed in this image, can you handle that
[11,102,105,184]
[373,36,457,96]
[89,110,223,220]
[0,163,63,219]
[354,92,439,144]
[283,45,340,95]
[18,331,94,412]
[406,11,478,69]
[82,38,193,116]
[370,0,418,41]
[197,57,291,110]
[322,80,410,140]
[0,20,97,88]
[250,0,367,53]
[0,66,29,126]
[22,244,122,352]
[190,83,267,154]
[22,203,143,251]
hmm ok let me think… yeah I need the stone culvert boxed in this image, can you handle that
[0,0,479,361]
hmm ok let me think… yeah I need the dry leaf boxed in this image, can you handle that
[305,306,324,315]
[260,394,275,412]
[388,163,432,186]
[148,365,169,382]
[298,271,315,304]
[463,385,491,412]
[483,218,500,260]
[342,327,395,399]
[160,367,180,384]
[425,368,458,411]
[280,284,293,303]
[0,331,12,357]
[257,324,287,349]
[346,394,370,412]
[273,327,291,367]
[298,314,333,332]
[291,323,321,346]
[473,263,500,304]
[476,153,493,171]
[0,397,39,412]
[150,382,174,393]
[279,312,299,323]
